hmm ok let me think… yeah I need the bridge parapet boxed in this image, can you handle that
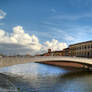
[0,56,92,68]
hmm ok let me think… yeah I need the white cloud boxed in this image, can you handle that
[0,29,5,36]
[51,13,92,21]
[42,39,67,52]
[0,9,6,19]
[64,34,75,41]
[48,27,76,43]
[66,26,92,43]
[0,26,67,55]
[50,8,56,13]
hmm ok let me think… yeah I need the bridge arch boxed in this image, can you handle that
[39,59,92,70]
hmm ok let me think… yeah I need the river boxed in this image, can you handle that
[0,62,92,92]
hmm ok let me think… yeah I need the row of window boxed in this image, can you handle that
[71,44,92,50]
[71,51,92,56]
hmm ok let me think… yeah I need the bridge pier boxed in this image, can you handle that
[82,65,92,71]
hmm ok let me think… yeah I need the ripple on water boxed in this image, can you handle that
[0,63,92,92]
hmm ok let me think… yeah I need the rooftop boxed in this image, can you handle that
[70,40,92,46]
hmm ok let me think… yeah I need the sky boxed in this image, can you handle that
[0,0,92,55]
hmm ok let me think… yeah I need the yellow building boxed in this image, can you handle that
[69,41,92,58]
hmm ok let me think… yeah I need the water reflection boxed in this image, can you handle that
[55,71,92,92]
[0,63,68,75]
[0,63,92,92]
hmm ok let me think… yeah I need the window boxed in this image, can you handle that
[88,45,90,49]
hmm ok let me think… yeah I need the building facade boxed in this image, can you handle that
[69,41,92,58]
[50,51,63,56]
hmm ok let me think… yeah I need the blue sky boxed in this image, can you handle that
[0,0,92,54]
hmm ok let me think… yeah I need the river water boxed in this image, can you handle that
[0,62,92,92]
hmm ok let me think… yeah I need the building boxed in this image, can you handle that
[39,48,69,56]
[62,48,69,56]
[50,50,63,56]
[69,41,92,58]
[51,48,69,56]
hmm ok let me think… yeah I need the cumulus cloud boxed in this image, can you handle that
[0,43,33,55]
[0,26,67,55]
[0,9,6,19]
[41,39,67,53]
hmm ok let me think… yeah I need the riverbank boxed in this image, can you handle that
[0,73,18,92]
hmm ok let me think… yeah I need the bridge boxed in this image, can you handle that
[0,56,92,69]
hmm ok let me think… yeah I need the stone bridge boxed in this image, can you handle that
[0,56,92,69]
